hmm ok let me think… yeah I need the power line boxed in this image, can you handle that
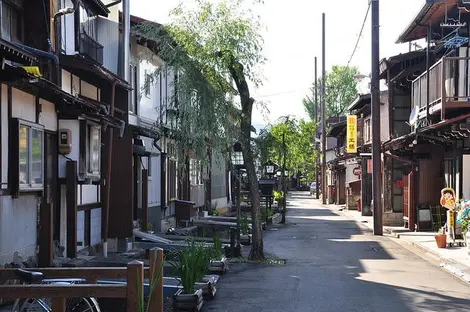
[347,1,371,67]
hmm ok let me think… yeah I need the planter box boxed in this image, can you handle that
[173,288,204,312]
[266,217,273,225]
[194,280,216,300]
[208,256,227,274]
[240,234,252,245]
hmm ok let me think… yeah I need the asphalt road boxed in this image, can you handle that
[205,191,470,312]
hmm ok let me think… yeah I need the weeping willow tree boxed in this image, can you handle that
[133,0,266,260]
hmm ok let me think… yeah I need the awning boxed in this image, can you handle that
[396,0,459,43]
[60,54,131,90]
[0,39,37,64]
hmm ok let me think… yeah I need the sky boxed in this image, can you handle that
[128,0,425,130]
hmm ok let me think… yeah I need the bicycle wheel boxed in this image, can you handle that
[11,298,50,312]
[65,297,100,312]
[12,297,100,312]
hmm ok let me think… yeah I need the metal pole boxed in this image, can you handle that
[426,22,431,122]
[371,0,383,235]
[315,56,320,199]
[321,13,327,205]
[236,169,241,245]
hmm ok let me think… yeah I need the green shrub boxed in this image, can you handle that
[241,214,249,235]
[169,239,210,294]
[211,232,223,259]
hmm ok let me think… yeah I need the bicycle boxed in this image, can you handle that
[10,269,101,312]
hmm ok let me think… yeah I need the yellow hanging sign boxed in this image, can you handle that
[346,115,357,153]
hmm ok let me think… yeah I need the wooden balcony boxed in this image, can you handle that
[79,32,104,64]
[412,56,470,120]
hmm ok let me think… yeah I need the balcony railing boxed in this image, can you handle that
[79,32,103,64]
[412,56,470,120]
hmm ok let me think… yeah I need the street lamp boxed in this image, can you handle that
[263,160,276,178]
[231,142,244,255]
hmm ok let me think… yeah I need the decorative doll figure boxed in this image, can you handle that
[440,188,456,210]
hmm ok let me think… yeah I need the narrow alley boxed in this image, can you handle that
[206,192,470,312]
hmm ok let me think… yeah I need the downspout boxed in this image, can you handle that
[123,0,130,82]
[52,0,79,85]
[102,81,117,257]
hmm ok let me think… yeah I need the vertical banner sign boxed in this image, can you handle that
[346,115,357,153]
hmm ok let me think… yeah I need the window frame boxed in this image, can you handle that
[79,120,101,181]
[364,118,371,143]
[1,0,24,43]
[12,118,44,192]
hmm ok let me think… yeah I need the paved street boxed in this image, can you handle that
[206,192,470,312]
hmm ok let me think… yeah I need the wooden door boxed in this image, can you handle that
[39,131,58,266]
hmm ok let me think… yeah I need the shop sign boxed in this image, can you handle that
[346,115,357,153]
[353,167,361,176]
[440,187,456,210]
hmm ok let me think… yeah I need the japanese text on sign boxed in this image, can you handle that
[346,115,357,153]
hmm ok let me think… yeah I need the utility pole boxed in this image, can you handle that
[371,0,383,235]
[314,56,320,200]
[321,13,327,205]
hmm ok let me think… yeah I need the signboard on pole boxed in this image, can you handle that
[346,115,357,153]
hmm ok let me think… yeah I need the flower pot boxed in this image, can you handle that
[435,234,447,248]
[173,288,204,312]
[240,234,252,246]
[266,216,273,225]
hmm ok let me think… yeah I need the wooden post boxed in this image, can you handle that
[127,260,144,312]
[148,248,164,312]
[51,298,66,312]
[38,202,53,267]
[141,169,148,232]
[66,161,77,259]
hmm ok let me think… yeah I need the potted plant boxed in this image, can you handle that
[169,239,209,311]
[434,206,447,248]
[457,200,470,248]
[274,190,285,209]
[208,232,227,275]
[240,214,252,245]
[146,223,154,234]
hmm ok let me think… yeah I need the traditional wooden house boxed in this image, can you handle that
[383,0,470,230]
[326,120,362,210]
[346,91,407,226]
[116,13,231,236]
[0,0,130,266]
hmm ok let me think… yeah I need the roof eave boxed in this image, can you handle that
[395,0,439,44]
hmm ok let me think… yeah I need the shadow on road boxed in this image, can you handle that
[205,191,470,312]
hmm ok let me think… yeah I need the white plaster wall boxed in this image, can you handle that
[90,208,102,246]
[57,120,80,178]
[39,99,57,131]
[77,211,85,251]
[11,88,35,122]
[148,155,161,206]
[0,195,38,264]
[81,80,99,100]
[380,100,390,142]
[138,56,160,122]
[1,84,8,188]
[79,185,99,205]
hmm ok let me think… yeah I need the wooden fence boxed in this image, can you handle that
[0,247,164,312]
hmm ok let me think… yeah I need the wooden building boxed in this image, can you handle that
[383,0,470,230]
